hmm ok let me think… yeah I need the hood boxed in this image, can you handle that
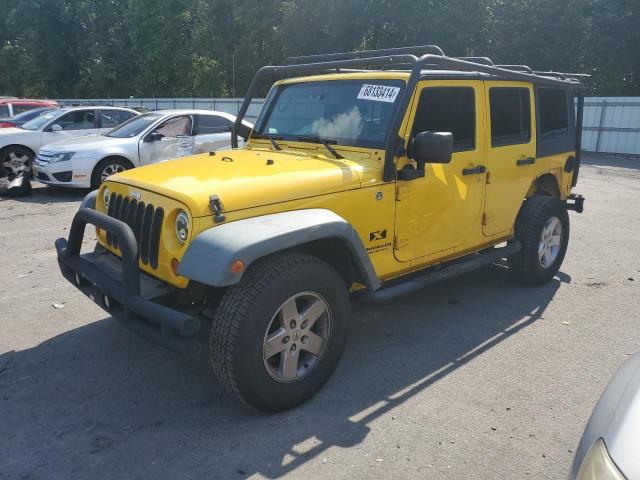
[108,148,366,217]
[39,134,119,152]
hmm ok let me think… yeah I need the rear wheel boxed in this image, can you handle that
[1,146,34,178]
[508,196,570,285]
[210,252,349,411]
[91,157,131,188]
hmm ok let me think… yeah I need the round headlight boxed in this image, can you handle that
[103,187,110,208]
[175,210,189,244]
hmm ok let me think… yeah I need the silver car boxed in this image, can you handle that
[33,110,252,188]
[570,352,640,479]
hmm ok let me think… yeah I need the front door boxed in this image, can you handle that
[482,82,536,236]
[138,115,194,165]
[394,81,487,262]
[41,109,99,148]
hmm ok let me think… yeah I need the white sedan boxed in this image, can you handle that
[33,110,252,188]
[0,106,137,178]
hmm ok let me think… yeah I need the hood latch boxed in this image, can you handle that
[209,194,226,223]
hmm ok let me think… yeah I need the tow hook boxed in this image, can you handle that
[566,193,585,213]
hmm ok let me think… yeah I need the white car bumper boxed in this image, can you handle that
[32,156,93,188]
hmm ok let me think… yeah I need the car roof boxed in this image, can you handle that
[54,106,138,113]
[0,98,58,105]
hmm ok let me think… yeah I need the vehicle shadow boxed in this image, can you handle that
[0,265,566,479]
[0,182,88,205]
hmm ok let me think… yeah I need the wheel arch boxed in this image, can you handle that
[96,154,135,170]
[526,171,562,199]
[0,144,36,158]
[177,209,381,291]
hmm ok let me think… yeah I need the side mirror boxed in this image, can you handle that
[398,131,453,181]
[50,124,63,132]
[413,131,453,165]
[144,131,163,143]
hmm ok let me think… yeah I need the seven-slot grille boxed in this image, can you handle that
[105,193,164,269]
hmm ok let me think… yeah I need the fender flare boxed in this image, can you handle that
[80,189,98,209]
[177,209,381,290]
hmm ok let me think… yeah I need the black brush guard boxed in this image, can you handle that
[55,208,202,356]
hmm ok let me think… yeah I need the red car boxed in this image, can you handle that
[0,98,59,119]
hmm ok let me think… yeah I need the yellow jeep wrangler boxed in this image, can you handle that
[56,46,586,411]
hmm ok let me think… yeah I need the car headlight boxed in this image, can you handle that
[576,439,624,480]
[175,210,189,244]
[103,187,110,208]
[48,152,75,163]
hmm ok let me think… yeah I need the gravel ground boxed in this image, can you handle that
[1,153,639,480]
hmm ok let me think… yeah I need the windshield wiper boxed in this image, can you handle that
[296,136,344,159]
[253,133,282,151]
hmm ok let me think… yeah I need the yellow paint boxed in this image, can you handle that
[96,71,577,289]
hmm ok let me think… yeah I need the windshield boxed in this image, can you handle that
[21,110,63,131]
[254,79,405,149]
[105,113,162,138]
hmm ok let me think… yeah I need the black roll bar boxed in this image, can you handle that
[232,46,585,182]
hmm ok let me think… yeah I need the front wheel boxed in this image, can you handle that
[210,253,349,411]
[508,196,570,285]
[1,146,34,178]
[91,158,131,189]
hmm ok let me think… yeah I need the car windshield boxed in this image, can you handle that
[21,110,63,131]
[254,79,406,149]
[105,113,162,138]
[11,107,54,122]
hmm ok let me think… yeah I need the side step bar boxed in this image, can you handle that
[358,241,522,303]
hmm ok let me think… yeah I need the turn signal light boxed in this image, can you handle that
[170,258,180,276]
[230,260,245,274]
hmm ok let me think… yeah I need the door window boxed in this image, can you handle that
[489,88,531,147]
[0,105,10,117]
[196,115,232,134]
[54,110,97,130]
[100,110,134,128]
[411,87,475,152]
[154,116,193,137]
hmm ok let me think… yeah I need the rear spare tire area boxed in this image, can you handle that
[508,196,570,285]
[210,252,349,412]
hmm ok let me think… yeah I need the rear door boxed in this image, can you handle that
[193,114,236,152]
[98,109,135,134]
[482,82,536,236]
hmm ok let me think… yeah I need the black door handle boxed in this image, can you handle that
[517,157,536,166]
[462,165,486,175]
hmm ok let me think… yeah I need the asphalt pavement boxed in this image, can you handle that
[1,153,639,479]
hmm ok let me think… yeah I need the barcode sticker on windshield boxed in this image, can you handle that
[357,84,401,103]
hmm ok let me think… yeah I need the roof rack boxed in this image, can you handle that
[234,45,587,182]
[497,64,533,73]
[284,45,444,65]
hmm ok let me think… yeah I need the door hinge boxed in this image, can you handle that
[396,185,410,201]
[485,171,492,184]
[394,234,409,249]
[482,213,492,225]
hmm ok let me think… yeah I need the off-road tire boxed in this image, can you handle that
[210,252,349,412]
[91,157,131,189]
[508,196,570,285]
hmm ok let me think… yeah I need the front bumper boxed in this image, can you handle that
[32,159,91,188]
[55,207,202,356]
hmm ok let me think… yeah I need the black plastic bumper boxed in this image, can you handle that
[55,208,202,356]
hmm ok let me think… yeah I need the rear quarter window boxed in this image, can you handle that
[536,87,575,157]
